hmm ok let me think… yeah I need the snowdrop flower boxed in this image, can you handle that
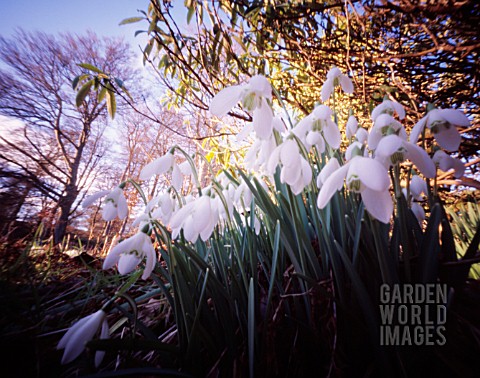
[433,150,465,178]
[235,179,254,207]
[346,141,368,162]
[317,158,340,189]
[82,185,128,222]
[317,156,393,223]
[244,135,277,173]
[346,115,358,139]
[402,177,427,224]
[103,230,157,280]
[140,152,191,190]
[267,139,312,194]
[411,202,426,224]
[140,152,174,180]
[371,99,405,121]
[368,113,407,151]
[375,134,436,178]
[57,309,109,366]
[410,175,428,200]
[210,75,274,139]
[293,105,341,151]
[169,195,218,243]
[355,127,369,145]
[149,192,175,224]
[410,107,469,151]
[321,66,354,102]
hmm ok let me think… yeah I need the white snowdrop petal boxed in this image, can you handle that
[116,193,128,220]
[117,253,141,275]
[279,140,300,168]
[353,157,390,192]
[411,202,426,224]
[410,176,427,200]
[392,101,406,120]
[439,109,470,126]
[323,120,341,149]
[317,163,349,209]
[356,128,368,144]
[318,158,341,188]
[82,190,110,208]
[409,117,427,144]
[236,123,253,142]
[361,187,393,224]
[102,202,117,222]
[209,85,243,118]
[306,131,322,146]
[375,134,403,158]
[94,320,110,368]
[194,197,212,234]
[142,240,157,280]
[172,163,183,191]
[313,105,332,119]
[321,80,334,103]
[61,311,105,364]
[405,142,436,178]
[301,157,313,186]
[433,126,462,152]
[339,75,354,94]
[281,164,301,186]
[346,115,358,139]
[252,98,273,139]
[57,316,91,350]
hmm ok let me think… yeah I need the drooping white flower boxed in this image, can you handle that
[368,113,407,151]
[210,75,274,139]
[345,141,365,161]
[140,153,191,190]
[432,150,465,178]
[267,138,312,194]
[411,202,426,224]
[317,156,393,223]
[57,309,108,365]
[355,127,369,145]
[140,152,174,181]
[410,107,470,152]
[346,115,358,139]
[293,105,341,151]
[151,193,175,225]
[402,178,427,225]
[169,195,218,243]
[321,66,354,102]
[409,175,428,201]
[94,318,110,367]
[375,134,436,178]
[316,158,340,189]
[103,231,157,280]
[82,185,128,222]
[235,179,254,208]
[244,134,277,173]
[371,99,405,121]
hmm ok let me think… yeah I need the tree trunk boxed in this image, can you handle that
[53,187,77,245]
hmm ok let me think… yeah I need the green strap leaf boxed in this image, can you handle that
[106,90,117,119]
[75,79,94,107]
[78,63,104,74]
[119,16,145,25]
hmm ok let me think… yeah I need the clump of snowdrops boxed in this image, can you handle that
[58,67,473,375]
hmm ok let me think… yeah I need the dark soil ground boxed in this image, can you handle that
[0,240,105,377]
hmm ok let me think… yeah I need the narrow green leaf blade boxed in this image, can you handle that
[75,79,93,107]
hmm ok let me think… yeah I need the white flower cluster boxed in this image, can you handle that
[80,66,469,282]
[61,66,469,365]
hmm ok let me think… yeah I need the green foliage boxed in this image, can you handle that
[72,63,132,116]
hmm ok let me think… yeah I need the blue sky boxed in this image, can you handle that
[0,0,151,49]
